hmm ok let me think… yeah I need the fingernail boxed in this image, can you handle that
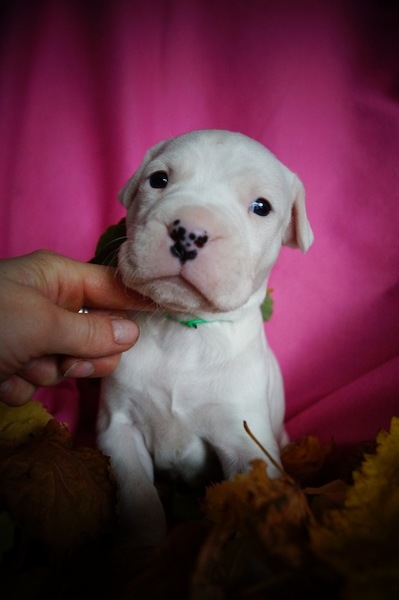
[63,361,95,379]
[111,319,139,345]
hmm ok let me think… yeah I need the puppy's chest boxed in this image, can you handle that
[114,319,237,474]
[105,313,270,477]
[117,317,233,415]
[113,314,265,430]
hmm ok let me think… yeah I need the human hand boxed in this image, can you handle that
[0,250,154,405]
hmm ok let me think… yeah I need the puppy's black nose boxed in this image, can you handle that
[168,219,208,264]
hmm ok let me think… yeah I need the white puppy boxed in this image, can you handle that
[97,130,313,546]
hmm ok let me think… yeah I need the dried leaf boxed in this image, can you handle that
[204,459,313,568]
[0,419,117,552]
[305,479,348,504]
[0,400,52,445]
[304,479,349,518]
[281,435,332,484]
[310,417,399,599]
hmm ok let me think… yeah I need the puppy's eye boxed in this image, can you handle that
[249,198,272,217]
[149,171,168,189]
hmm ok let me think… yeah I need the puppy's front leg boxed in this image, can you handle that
[98,419,167,547]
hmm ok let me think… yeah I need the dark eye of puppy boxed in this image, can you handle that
[149,171,168,188]
[249,198,272,217]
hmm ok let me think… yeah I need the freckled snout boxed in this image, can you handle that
[168,219,209,264]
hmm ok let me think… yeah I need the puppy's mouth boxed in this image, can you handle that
[118,232,253,314]
[122,271,216,314]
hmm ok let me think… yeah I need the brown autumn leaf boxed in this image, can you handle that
[281,435,332,484]
[0,419,117,552]
[203,459,313,569]
[304,479,349,518]
[305,479,348,504]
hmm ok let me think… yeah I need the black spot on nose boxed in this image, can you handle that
[169,219,208,264]
[194,235,208,248]
[170,243,197,263]
[170,225,187,243]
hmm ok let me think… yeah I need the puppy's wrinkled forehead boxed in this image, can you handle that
[145,130,289,188]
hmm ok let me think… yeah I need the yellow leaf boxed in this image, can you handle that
[310,416,399,599]
[0,400,52,445]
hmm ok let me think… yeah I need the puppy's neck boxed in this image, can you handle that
[162,285,269,328]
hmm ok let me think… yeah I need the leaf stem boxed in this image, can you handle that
[243,421,287,479]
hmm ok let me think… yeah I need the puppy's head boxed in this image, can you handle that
[118,130,313,314]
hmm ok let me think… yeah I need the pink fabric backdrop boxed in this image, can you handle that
[1,0,398,446]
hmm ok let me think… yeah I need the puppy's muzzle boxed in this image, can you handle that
[169,218,208,264]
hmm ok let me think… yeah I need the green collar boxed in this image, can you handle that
[164,290,273,329]
[165,315,224,329]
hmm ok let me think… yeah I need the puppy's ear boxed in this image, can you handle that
[119,140,168,208]
[283,175,314,252]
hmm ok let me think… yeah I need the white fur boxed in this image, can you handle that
[97,130,313,546]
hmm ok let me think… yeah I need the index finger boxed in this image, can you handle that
[12,251,157,313]
[77,263,156,312]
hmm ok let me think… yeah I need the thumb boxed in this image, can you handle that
[47,308,140,359]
